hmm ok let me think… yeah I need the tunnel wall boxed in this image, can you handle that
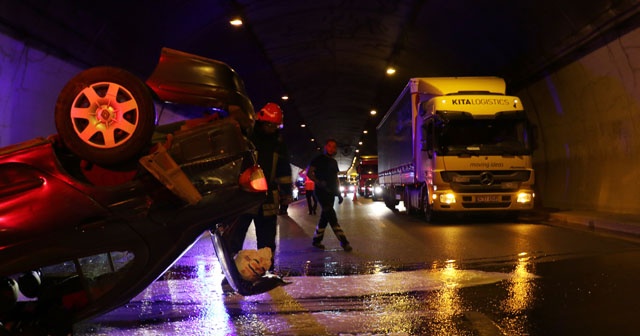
[0,33,80,147]
[519,28,640,215]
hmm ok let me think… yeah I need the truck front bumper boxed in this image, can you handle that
[431,190,535,211]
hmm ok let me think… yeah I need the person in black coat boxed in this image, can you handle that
[306,139,352,251]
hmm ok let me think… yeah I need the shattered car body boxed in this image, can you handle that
[0,48,284,335]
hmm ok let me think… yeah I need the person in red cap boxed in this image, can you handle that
[307,138,352,252]
[223,102,292,286]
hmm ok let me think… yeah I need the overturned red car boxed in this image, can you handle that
[0,48,283,335]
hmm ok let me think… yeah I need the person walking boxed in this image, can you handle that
[278,196,289,215]
[225,102,292,274]
[306,139,352,251]
[304,177,318,215]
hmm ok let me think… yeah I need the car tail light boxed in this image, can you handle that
[239,165,268,192]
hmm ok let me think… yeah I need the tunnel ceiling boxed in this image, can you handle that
[1,0,640,169]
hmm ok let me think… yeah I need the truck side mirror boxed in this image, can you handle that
[530,124,539,151]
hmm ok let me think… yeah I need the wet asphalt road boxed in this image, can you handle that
[75,195,640,335]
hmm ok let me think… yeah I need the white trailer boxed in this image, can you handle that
[377,77,536,221]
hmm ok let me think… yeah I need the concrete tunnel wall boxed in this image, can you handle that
[2,27,640,216]
[518,27,640,215]
[0,33,78,146]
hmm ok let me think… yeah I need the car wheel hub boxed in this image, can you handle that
[96,103,117,126]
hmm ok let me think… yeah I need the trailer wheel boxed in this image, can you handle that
[404,188,417,215]
[384,196,395,210]
[383,187,397,210]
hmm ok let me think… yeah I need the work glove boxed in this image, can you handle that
[338,195,344,204]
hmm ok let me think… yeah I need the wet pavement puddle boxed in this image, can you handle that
[228,269,513,302]
[76,268,523,335]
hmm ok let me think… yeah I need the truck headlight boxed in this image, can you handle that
[439,193,456,204]
[517,192,534,204]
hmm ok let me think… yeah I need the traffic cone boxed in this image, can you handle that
[353,191,358,201]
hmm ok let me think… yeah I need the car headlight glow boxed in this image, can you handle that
[517,192,534,203]
[348,185,355,192]
[374,186,382,194]
[339,186,345,192]
[439,193,456,204]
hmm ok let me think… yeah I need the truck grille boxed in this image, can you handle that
[441,170,531,192]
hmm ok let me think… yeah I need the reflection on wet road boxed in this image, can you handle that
[75,197,640,335]
[75,254,521,335]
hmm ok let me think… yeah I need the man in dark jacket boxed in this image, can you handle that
[226,102,292,272]
[306,139,352,251]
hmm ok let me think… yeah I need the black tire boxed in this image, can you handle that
[424,205,438,223]
[55,66,156,165]
[422,189,439,223]
[404,188,416,215]
[0,278,18,314]
[383,187,399,210]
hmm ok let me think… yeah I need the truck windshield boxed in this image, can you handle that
[437,118,532,156]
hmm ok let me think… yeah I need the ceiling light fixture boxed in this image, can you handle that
[386,67,396,75]
[301,124,306,127]
[281,95,289,100]
[229,18,243,26]
[363,130,368,134]
[370,110,377,116]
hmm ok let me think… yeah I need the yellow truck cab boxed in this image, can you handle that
[377,77,536,221]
